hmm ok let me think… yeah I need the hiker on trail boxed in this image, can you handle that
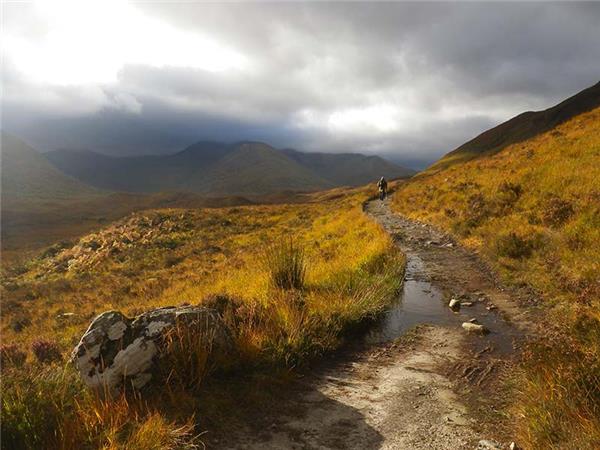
[377,177,388,200]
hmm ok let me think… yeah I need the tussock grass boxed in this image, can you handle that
[391,107,600,448]
[1,187,405,449]
[262,238,307,290]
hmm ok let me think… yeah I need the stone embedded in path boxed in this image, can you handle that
[462,322,489,334]
[71,305,233,394]
[448,298,461,310]
[477,440,503,450]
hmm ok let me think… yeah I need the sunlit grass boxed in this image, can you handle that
[1,186,405,449]
[391,107,600,448]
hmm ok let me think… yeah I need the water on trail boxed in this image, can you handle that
[365,254,521,355]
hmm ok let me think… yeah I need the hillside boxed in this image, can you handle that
[282,148,415,185]
[428,81,600,172]
[1,133,99,206]
[1,186,404,448]
[391,104,600,448]
[45,141,413,196]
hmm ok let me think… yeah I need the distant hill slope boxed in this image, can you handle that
[184,142,334,195]
[428,81,600,172]
[281,149,415,185]
[46,141,413,196]
[1,133,99,206]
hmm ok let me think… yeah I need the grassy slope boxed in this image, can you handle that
[391,107,600,448]
[427,81,600,173]
[1,187,404,449]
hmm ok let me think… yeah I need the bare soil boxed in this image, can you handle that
[219,197,533,450]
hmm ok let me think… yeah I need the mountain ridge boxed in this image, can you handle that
[45,141,414,196]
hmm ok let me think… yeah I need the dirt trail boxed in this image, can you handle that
[222,197,530,450]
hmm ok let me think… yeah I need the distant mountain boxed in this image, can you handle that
[428,81,600,172]
[183,142,334,196]
[1,133,98,206]
[46,141,413,196]
[281,149,415,185]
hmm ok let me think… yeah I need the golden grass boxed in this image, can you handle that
[391,107,600,449]
[1,186,404,449]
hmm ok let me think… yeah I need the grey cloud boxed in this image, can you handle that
[2,2,600,168]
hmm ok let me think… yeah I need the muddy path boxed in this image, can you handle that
[220,197,532,450]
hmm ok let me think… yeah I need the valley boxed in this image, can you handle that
[1,81,599,450]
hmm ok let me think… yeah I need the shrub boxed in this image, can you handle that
[0,344,27,367]
[11,315,31,333]
[542,196,574,227]
[495,232,533,259]
[262,238,306,290]
[457,192,492,235]
[497,181,523,209]
[31,339,62,364]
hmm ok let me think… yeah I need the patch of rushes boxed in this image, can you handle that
[391,107,600,449]
[1,186,405,449]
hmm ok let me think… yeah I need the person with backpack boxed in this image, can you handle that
[377,177,388,200]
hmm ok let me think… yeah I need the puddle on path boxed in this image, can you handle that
[365,254,521,354]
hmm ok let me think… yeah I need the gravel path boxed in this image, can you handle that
[221,197,529,450]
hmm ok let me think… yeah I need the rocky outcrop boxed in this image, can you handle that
[71,306,233,394]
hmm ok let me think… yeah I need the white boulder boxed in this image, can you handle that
[71,306,233,394]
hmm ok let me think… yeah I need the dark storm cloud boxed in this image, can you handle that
[2,2,599,167]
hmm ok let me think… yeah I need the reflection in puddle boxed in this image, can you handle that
[365,255,520,354]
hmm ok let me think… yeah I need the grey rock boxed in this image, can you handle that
[71,306,233,394]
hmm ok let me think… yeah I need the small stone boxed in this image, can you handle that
[461,302,474,307]
[509,442,519,450]
[469,318,478,323]
[462,322,489,334]
[477,440,502,450]
[486,304,498,311]
[56,312,77,319]
[448,298,461,310]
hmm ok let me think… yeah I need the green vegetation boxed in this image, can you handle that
[1,187,405,449]
[392,107,600,449]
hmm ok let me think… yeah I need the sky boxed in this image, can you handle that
[2,1,600,169]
